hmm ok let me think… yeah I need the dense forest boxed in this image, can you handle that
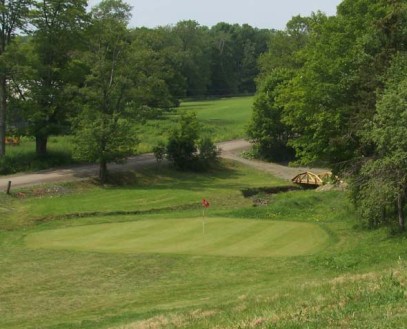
[248,0,407,231]
[1,0,407,230]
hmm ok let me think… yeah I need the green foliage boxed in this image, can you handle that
[248,68,294,161]
[254,0,407,166]
[73,113,136,163]
[166,112,219,171]
[73,0,137,183]
[21,0,89,156]
[166,112,200,170]
[197,137,219,164]
[2,2,270,162]
[249,15,313,162]
[173,20,212,97]
[258,15,310,74]
[129,28,183,109]
[0,0,32,157]
[351,55,407,231]
[152,141,166,166]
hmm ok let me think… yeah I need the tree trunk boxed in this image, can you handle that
[35,136,48,157]
[397,193,405,232]
[0,76,7,157]
[99,160,108,183]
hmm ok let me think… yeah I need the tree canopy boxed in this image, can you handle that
[250,0,407,230]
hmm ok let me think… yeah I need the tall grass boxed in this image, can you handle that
[0,136,77,175]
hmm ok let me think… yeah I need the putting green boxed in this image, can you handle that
[25,218,330,257]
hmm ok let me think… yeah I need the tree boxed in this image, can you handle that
[258,15,310,75]
[0,0,32,157]
[352,54,407,231]
[129,27,185,108]
[172,20,212,97]
[73,0,136,183]
[24,0,88,156]
[249,16,310,161]
[209,23,239,96]
[247,68,294,161]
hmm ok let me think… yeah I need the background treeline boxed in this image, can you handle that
[1,0,271,156]
[0,0,272,180]
[248,0,407,231]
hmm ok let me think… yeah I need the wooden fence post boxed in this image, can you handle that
[6,181,11,195]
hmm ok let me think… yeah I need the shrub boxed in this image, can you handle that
[166,112,218,171]
[197,137,219,169]
[152,142,166,167]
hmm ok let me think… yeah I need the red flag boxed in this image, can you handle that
[201,198,210,208]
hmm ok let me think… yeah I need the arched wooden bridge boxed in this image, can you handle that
[291,171,332,187]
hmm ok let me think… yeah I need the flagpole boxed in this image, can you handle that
[201,198,209,235]
[202,208,205,234]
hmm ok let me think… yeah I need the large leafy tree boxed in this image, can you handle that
[24,0,88,156]
[130,27,185,108]
[247,68,294,161]
[248,16,311,161]
[278,0,407,167]
[73,0,136,183]
[0,0,32,157]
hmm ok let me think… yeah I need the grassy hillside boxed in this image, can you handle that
[1,160,406,328]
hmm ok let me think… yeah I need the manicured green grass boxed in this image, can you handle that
[133,96,254,153]
[26,218,329,257]
[182,96,254,141]
[1,160,407,329]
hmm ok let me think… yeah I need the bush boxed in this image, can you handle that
[197,137,219,169]
[152,142,166,167]
[166,112,218,171]
[166,136,197,170]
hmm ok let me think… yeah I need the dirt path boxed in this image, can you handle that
[218,140,328,181]
[0,139,327,190]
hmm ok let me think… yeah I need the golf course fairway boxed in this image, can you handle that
[25,218,330,257]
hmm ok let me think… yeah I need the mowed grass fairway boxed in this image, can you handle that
[137,96,253,153]
[1,161,407,328]
[26,218,329,257]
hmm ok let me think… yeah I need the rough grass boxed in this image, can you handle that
[1,161,407,329]
[0,136,77,174]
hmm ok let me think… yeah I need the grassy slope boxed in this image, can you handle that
[0,161,406,329]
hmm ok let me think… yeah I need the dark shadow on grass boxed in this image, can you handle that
[103,162,250,192]
[0,150,79,175]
